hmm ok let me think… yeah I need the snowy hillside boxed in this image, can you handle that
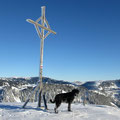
[0,77,79,103]
[81,79,120,107]
[0,77,120,108]
[0,102,120,120]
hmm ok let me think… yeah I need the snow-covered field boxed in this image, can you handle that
[0,102,120,120]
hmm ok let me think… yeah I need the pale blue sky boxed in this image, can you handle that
[0,0,120,81]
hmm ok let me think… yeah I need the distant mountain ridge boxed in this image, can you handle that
[0,77,120,108]
[0,77,77,86]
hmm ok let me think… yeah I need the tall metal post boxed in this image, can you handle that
[38,6,45,107]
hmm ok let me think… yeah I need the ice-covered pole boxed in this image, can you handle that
[37,6,45,107]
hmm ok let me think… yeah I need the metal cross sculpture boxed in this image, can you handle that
[22,6,56,109]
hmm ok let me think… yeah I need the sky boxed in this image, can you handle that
[0,0,120,82]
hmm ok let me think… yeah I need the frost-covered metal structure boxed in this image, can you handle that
[22,6,56,109]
